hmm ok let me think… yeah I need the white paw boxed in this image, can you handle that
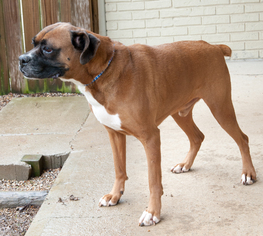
[171,165,189,173]
[99,197,117,207]
[241,174,254,185]
[139,211,160,226]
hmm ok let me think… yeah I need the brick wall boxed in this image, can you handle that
[105,0,263,59]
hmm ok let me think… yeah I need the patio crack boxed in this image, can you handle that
[69,112,90,150]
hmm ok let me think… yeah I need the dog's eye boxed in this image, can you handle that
[42,46,53,54]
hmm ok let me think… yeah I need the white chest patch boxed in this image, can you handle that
[61,78,122,131]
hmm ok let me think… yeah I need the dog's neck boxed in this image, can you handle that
[76,36,117,105]
[84,45,115,87]
[85,36,115,81]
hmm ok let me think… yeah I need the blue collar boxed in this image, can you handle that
[85,46,115,87]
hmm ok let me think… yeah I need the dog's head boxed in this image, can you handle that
[19,22,100,79]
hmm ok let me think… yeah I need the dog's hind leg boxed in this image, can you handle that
[203,87,256,185]
[99,127,128,206]
[171,109,205,173]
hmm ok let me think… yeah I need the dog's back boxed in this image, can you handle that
[124,40,231,111]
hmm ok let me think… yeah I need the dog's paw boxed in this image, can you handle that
[171,164,190,173]
[99,194,119,207]
[139,211,160,226]
[241,174,255,185]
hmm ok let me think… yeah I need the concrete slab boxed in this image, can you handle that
[0,96,90,180]
[0,163,31,181]
[26,61,263,235]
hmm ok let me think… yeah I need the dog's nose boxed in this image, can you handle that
[19,54,31,67]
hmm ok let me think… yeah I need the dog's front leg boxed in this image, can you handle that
[99,127,128,206]
[138,128,163,226]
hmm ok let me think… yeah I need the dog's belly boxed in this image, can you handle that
[73,81,122,131]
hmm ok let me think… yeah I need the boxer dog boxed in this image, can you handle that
[19,22,256,226]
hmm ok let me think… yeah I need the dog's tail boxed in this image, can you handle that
[216,44,232,57]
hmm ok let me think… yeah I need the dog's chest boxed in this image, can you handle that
[77,83,122,131]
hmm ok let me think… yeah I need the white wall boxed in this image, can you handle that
[105,0,263,60]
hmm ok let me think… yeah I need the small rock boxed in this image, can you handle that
[69,195,79,201]
[58,197,63,203]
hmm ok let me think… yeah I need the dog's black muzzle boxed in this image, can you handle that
[19,53,68,79]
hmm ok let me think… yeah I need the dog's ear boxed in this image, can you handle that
[71,30,100,65]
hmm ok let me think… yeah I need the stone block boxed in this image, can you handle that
[118,20,145,30]
[118,2,144,11]
[0,163,31,181]
[217,23,245,33]
[106,12,132,21]
[21,155,43,177]
[202,15,229,25]
[42,152,70,169]
[230,32,258,41]
[145,0,171,10]
[132,10,159,20]
[245,3,263,12]
[216,5,244,14]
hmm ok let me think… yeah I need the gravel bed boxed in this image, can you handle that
[0,206,40,236]
[0,92,80,235]
[0,168,60,192]
[0,169,60,236]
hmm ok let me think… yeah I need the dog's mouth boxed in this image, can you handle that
[19,67,32,79]
[20,65,67,80]
[19,67,27,76]
[47,68,69,79]
[50,72,61,79]
[19,52,69,80]
[20,69,61,80]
